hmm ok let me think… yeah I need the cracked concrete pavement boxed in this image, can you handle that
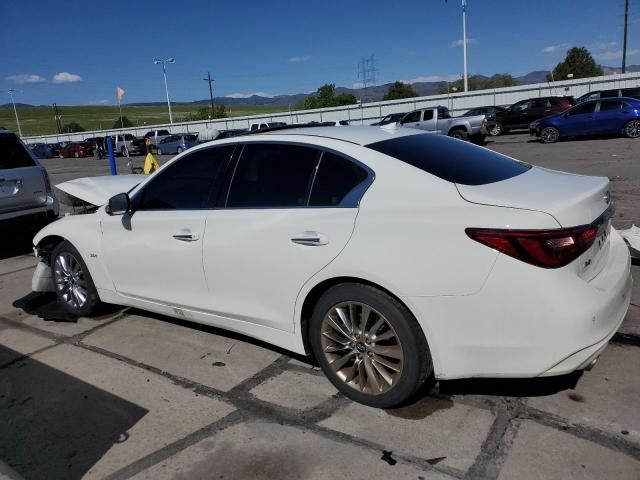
[1,134,639,479]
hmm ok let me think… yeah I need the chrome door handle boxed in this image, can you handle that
[173,233,199,242]
[291,231,329,246]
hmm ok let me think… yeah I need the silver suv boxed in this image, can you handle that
[0,130,58,231]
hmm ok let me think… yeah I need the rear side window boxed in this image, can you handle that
[0,135,36,169]
[600,89,619,99]
[309,152,368,207]
[366,134,530,186]
[600,100,624,111]
[621,88,640,98]
[137,146,233,210]
[227,143,319,208]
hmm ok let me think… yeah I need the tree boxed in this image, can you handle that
[182,105,228,122]
[300,83,358,110]
[546,47,603,82]
[61,122,84,133]
[111,116,134,129]
[383,81,419,100]
[437,74,517,94]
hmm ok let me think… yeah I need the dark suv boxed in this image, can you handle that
[493,96,575,135]
[577,87,640,103]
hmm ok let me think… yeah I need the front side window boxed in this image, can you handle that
[227,143,319,208]
[402,111,421,123]
[437,108,450,119]
[424,110,435,120]
[0,135,36,169]
[137,146,234,210]
[511,101,530,112]
[309,152,368,207]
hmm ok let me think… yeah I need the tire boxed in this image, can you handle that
[309,283,433,408]
[540,126,560,144]
[177,147,183,154]
[448,129,469,141]
[121,146,128,157]
[623,119,640,138]
[74,152,79,158]
[157,148,163,155]
[51,241,101,317]
[59,154,64,159]
[491,122,506,136]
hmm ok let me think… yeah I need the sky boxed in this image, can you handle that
[1,0,638,106]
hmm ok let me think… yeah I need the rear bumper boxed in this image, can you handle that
[404,228,632,380]
[0,194,59,223]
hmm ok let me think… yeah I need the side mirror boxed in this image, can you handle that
[106,192,131,215]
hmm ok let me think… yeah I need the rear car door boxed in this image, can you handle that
[506,100,531,127]
[0,134,48,214]
[563,102,597,136]
[594,100,626,133]
[201,142,371,332]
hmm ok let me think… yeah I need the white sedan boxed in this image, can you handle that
[32,126,632,408]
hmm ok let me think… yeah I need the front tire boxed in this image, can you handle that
[157,148,163,155]
[624,119,640,138]
[448,129,469,141]
[309,283,433,408]
[540,126,560,144]
[51,241,101,317]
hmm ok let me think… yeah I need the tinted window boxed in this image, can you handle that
[512,101,530,112]
[424,110,435,120]
[158,130,170,136]
[309,152,368,207]
[402,111,421,123]
[366,134,530,186]
[138,146,233,210]
[437,108,450,119]
[227,143,319,208]
[569,103,596,115]
[580,92,600,102]
[621,88,640,98]
[600,100,624,111]
[533,99,550,108]
[0,135,36,169]
[600,89,619,98]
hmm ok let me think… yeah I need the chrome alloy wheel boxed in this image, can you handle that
[320,302,404,395]
[53,252,88,309]
[625,120,640,138]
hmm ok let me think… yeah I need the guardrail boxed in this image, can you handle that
[22,72,640,144]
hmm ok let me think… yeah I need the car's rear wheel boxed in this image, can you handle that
[51,241,100,317]
[177,147,183,154]
[121,146,128,157]
[540,126,560,144]
[74,152,79,158]
[490,122,504,136]
[157,148,163,155]
[623,119,640,138]
[309,283,433,408]
[448,128,468,141]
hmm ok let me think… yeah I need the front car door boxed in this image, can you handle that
[506,100,531,128]
[101,145,235,310]
[400,110,422,130]
[201,141,372,333]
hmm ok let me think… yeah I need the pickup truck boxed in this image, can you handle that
[398,106,487,144]
[249,122,286,131]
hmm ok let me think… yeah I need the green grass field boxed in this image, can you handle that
[0,104,288,137]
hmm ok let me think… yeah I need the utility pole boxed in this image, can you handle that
[622,0,629,73]
[462,0,469,92]
[52,103,62,134]
[357,55,377,103]
[203,71,215,114]
[153,57,175,125]
[7,89,22,137]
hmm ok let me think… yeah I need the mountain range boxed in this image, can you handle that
[2,65,639,109]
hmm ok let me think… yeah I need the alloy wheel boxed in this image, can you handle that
[53,252,88,309]
[541,127,559,143]
[320,301,404,395]
[625,120,640,138]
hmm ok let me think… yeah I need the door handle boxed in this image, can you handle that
[173,233,199,242]
[291,231,329,246]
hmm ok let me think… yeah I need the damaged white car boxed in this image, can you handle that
[32,126,632,408]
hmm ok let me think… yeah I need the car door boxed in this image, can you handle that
[201,142,371,333]
[101,145,235,309]
[528,98,551,122]
[506,100,531,127]
[594,100,626,133]
[562,102,597,136]
[399,110,422,130]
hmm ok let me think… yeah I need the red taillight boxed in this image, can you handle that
[466,225,599,268]
[41,167,52,193]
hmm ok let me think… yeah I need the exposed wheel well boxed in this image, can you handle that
[299,276,416,355]
[35,235,65,265]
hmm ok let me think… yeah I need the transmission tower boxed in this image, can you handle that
[357,55,377,103]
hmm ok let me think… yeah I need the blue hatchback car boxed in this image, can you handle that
[530,97,640,143]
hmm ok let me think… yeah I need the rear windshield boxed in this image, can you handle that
[366,134,530,185]
[0,134,36,170]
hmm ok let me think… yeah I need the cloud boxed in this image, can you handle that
[225,92,274,98]
[289,55,311,63]
[5,74,46,84]
[594,49,640,61]
[451,38,476,48]
[52,71,82,83]
[89,99,110,105]
[541,43,569,54]
[400,74,461,84]
[590,41,616,51]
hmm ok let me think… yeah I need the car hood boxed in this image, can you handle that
[55,174,142,207]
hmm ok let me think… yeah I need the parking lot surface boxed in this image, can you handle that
[1,134,639,479]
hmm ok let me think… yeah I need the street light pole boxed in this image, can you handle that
[154,57,175,124]
[8,89,22,137]
[462,0,468,92]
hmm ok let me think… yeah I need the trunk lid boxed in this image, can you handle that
[457,166,613,281]
[0,134,47,213]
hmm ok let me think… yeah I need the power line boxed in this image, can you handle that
[203,71,215,112]
[622,0,629,73]
[357,55,377,89]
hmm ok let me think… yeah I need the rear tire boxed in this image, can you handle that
[309,283,433,408]
[177,147,183,154]
[623,119,640,138]
[121,146,128,157]
[51,241,101,317]
[492,121,507,136]
[448,129,469,141]
[540,126,560,144]
[157,148,163,155]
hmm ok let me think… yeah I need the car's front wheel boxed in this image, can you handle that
[624,119,640,138]
[448,128,468,141]
[309,283,433,408]
[51,241,101,317]
[540,126,560,144]
[157,148,163,155]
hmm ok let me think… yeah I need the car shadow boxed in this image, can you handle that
[0,232,34,261]
[437,371,582,397]
[0,345,148,480]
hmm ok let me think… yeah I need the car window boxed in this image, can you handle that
[402,111,421,123]
[569,103,596,115]
[0,135,36,169]
[599,100,624,111]
[366,133,530,186]
[227,143,320,208]
[158,130,170,136]
[424,110,435,121]
[580,92,600,103]
[600,89,619,99]
[436,108,450,119]
[309,152,369,207]
[549,98,566,106]
[511,101,530,112]
[465,109,478,116]
[621,88,640,98]
[137,146,234,210]
[533,98,550,108]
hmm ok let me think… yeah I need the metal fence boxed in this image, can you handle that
[23,72,640,144]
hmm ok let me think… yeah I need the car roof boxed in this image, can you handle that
[259,125,422,145]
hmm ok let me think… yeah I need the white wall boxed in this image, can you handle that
[23,72,640,144]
